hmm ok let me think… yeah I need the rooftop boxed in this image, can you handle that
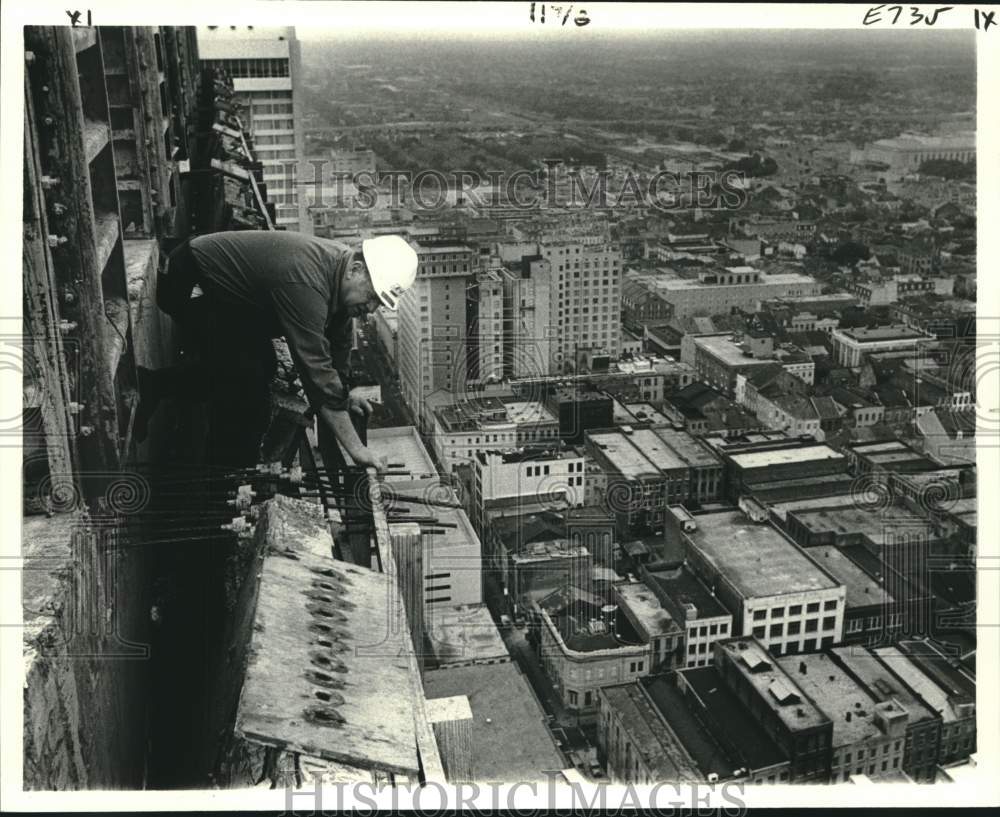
[510,539,589,564]
[367,426,437,479]
[829,646,939,726]
[775,653,896,748]
[601,684,702,781]
[871,646,970,723]
[389,480,481,555]
[629,429,689,473]
[694,334,779,369]
[685,511,840,598]
[587,431,659,480]
[717,639,831,732]
[423,661,565,782]
[646,670,788,775]
[425,604,511,668]
[644,565,729,620]
[801,547,892,608]
[788,502,934,549]
[656,272,816,291]
[835,325,930,344]
[615,581,684,639]
[652,428,723,469]
[623,402,672,426]
[543,596,644,653]
[727,444,845,471]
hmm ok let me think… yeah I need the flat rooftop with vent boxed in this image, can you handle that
[716,638,831,733]
[776,653,900,747]
[683,510,840,598]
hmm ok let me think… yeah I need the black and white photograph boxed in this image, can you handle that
[3,1,998,811]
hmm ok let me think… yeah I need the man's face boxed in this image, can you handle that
[341,256,382,318]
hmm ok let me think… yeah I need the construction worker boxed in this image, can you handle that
[137,231,417,471]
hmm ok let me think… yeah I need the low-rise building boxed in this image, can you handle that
[713,638,833,782]
[614,580,685,673]
[722,440,849,503]
[597,682,702,784]
[663,668,792,783]
[829,646,942,782]
[536,589,652,715]
[776,652,909,783]
[873,641,976,767]
[831,325,932,368]
[471,447,586,533]
[669,509,846,655]
[641,564,733,669]
[586,428,690,534]
[683,332,813,397]
[431,397,560,472]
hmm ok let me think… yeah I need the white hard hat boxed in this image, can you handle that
[362,235,418,310]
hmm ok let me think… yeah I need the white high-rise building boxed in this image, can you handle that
[539,238,622,373]
[198,26,307,232]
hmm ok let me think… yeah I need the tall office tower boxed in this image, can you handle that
[397,242,478,418]
[198,26,307,232]
[467,269,505,386]
[539,237,622,373]
[502,256,554,380]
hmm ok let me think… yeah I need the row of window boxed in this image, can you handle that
[688,621,730,639]
[752,616,837,639]
[204,58,290,78]
[752,600,837,620]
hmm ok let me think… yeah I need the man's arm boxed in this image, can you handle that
[267,285,380,468]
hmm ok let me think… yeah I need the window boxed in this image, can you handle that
[787,621,801,636]
[789,605,802,616]
[803,638,816,650]
[824,600,837,611]
[753,610,767,621]
[770,623,783,638]
[805,619,818,633]
[807,602,820,614]
[753,626,766,639]
[584,691,592,706]
[568,690,578,706]
[709,624,718,635]
[699,626,707,637]
[822,616,836,631]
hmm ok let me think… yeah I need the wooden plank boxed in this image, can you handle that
[27,26,120,480]
[210,158,250,181]
[83,118,110,164]
[235,546,420,776]
[103,295,129,377]
[72,27,97,54]
[22,72,78,479]
[95,211,120,271]
[212,121,242,140]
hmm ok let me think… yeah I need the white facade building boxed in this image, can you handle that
[198,26,307,231]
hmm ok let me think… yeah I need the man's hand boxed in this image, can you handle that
[348,390,375,419]
[352,446,387,473]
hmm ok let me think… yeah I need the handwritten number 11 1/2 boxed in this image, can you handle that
[530,3,591,27]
